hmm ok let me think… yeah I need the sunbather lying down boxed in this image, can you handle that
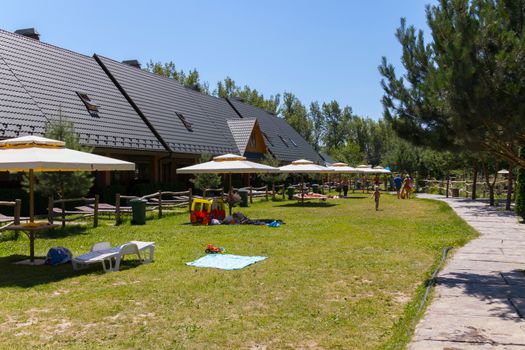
[72,241,155,273]
[215,212,284,226]
[293,192,328,201]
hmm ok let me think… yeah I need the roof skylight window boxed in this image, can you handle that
[289,138,298,147]
[262,132,274,146]
[176,112,193,131]
[278,134,289,147]
[76,92,99,117]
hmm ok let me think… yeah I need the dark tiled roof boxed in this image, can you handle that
[97,55,239,155]
[319,152,337,164]
[226,98,322,163]
[0,56,47,138]
[0,29,164,151]
[227,118,257,155]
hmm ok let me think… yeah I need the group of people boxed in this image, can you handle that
[393,174,414,199]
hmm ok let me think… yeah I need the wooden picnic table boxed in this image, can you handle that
[8,223,59,263]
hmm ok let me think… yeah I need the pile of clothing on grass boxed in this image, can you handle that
[210,212,284,227]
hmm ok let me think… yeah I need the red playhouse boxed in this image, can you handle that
[190,198,226,225]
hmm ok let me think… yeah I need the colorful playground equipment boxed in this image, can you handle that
[190,198,226,225]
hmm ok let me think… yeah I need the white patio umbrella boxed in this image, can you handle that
[497,169,509,175]
[176,154,278,214]
[328,162,358,173]
[279,159,333,204]
[0,135,135,262]
[327,162,358,196]
[355,164,377,174]
[372,166,392,174]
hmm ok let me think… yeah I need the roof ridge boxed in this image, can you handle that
[95,54,234,105]
[93,54,171,152]
[0,28,96,62]
[227,96,279,117]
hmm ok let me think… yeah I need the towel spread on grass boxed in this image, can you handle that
[186,254,267,270]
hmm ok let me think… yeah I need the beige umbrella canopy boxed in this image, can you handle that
[355,164,377,174]
[372,166,392,174]
[279,159,333,204]
[0,135,135,262]
[176,154,279,214]
[176,154,278,174]
[328,162,358,173]
[498,169,509,175]
[279,159,332,174]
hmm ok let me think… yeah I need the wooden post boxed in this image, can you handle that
[14,199,21,226]
[93,195,99,228]
[115,193,121,226]
[48,196,54,224]
[249,186,253,204]
[29,169,34,223]
[272,183,276,201]
[506,168,513,211]
[446,175,450,198]
[265,185,269,201]
[188,188,193,213]
[471,165,478,200]
[158,191,163,218]
[61,198,66,229]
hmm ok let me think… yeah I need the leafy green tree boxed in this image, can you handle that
[328,142,364,166]
[322,101,351,150]
[146,61,209,93]
[189,154,222,193]
[215,77,280,114]
[515,148,525,220]
[309,101,325,151]
[380,0,525,167]
[23,114,93,199]
[281,92,313,143]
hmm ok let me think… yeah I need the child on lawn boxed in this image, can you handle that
[373,186,380,211]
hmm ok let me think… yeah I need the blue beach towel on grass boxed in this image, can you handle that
[186,254,267,270]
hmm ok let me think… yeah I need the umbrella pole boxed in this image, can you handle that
[301,174,304,206]
[229,173,232,216]
[29,169,35,263]
[29,169,34,223]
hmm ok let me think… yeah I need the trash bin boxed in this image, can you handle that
[130,198,147,225]
[287,186,295,200]
[451,188,460,197]
[238,189,249,207]
[311,184,319,194]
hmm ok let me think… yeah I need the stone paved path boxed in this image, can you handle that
[410,194,525,350]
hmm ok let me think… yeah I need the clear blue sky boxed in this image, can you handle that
[1,0,433,120]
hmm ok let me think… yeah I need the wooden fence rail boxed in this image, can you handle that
[48,195,99,228]
[0,199,21,231]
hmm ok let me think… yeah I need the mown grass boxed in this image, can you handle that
[0,194,476,349]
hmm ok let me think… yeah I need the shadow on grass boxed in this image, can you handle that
[39,225,91,239]
[0,254,144,288]
[275,202,338,208]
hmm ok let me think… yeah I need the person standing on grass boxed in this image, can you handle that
[373,185,381,211]
[341,176,349,197]
[394,174,403,198]
[403,175,412,199]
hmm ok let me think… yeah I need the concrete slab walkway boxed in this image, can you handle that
[410,194,525,349]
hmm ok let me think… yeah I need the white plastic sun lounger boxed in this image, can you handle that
[72,241,155,272]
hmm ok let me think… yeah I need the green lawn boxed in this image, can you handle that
[0,194,476,349]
